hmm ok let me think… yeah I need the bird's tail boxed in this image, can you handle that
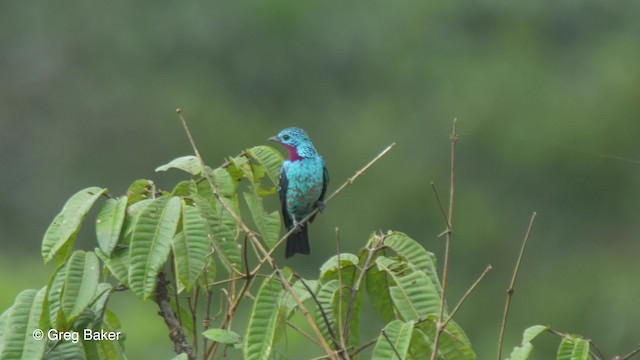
[285,224,310,258]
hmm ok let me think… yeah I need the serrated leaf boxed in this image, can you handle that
[246,146,284,187]
[42,187,106,264]
[155,155,203,175]
[172,201,210,291]
[128,196,181,300]
[96,197,127,257]
[372,320,414,360]
[244,275,285,360]
[507,325,548,360]
[203,329,242,348]
[0,288,47,360]
[376,256,443,321]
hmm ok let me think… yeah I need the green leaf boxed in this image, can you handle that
[42,187,106,264]
[192,195,241,274]
[172,200,210,291]
[128,196,181,299]
[170,354,189,360]
[203,329,242,348]
[43,340,86,360]
[155,155,203,175]
[96,197,127,257]
[319,253,359,281]
[372,320,414,360]
[126,179,154,205]
[209,167,239,197]
[95,247,129,287]
[375,257,443,321]
[244,275,285,360]
[197,254,217,290]
[282,279,319,314]
[383,232,443,298]
[366,249,395,324]
[0,288,47,360]
[243,191,281,249]
[507,325,548,360]
[408,327,433,360]
[60,251,100,326]
[246,146,284,187]
[557,336,590,360]
[417,316,476,360]
[315,280,339,346]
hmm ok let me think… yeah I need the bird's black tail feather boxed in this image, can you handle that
[285,224,310,258]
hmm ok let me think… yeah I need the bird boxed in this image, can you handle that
[269,127,328,258]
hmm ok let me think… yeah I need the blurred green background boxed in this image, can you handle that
[2,1,640,359]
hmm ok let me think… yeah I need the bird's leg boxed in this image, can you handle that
[314,200,326,213]
[291,218,302,232]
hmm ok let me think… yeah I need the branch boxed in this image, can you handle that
[497,211,537,360]
[294,274,344,353]
[430,264,492,329]
[155,272,194,360]
[617,344,640,360]
[430,118,458,360]
[342,244,376,344]
[381,328,402,359]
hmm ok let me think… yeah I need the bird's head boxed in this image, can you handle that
[269,127,315,161]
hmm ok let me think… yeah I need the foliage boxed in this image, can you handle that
[0,142,628,360]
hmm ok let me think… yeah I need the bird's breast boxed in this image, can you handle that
[284,158,325,218]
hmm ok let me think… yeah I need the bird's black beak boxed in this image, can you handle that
[268,136,279,142]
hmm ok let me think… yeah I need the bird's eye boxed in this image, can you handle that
[283,135,290,141]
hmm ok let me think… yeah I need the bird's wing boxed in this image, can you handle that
[278,166,293,230]
[319,164,329,202]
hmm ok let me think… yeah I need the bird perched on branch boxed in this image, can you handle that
[269,128,328,258]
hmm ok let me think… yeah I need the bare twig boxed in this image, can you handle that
[548,328,605,360]
[440,264,492,329]
[381,328,402,359]
[343,245,376,345]
[335,228,348,356]
[497,211,537,360]
[294,273,343,352]
[618,344,640,360]
[430,118,458,360]
[287,320,322,347]
[155,272,194,360]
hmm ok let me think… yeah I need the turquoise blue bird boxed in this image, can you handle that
[269,128,328,258]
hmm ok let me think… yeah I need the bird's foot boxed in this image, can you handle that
[315,200,327,213]
[292,218,302,232]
